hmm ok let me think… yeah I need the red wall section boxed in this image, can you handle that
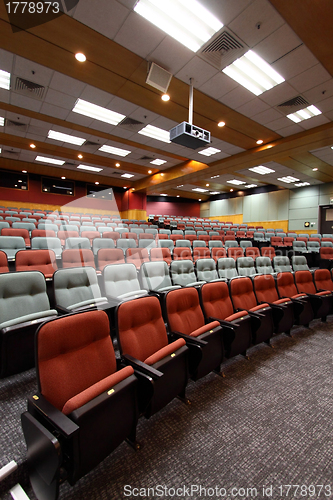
[146,200,200,217]
[122,190,147,211]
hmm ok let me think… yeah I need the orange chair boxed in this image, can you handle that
[62,249,95,269]
[15,249,58,279]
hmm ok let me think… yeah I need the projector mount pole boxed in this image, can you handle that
[189,78,193,125]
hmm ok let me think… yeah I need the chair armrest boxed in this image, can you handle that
[208,317,237,331]
[170,330,208,347]
[27,394,79,438]
[121,354,163,379]
[56,305,71,315]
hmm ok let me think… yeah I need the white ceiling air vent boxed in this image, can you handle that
[139,155,154,161]
[82,140,100,148]
[5,119,28,132]
[14,77,46,100]
[2,149,20,160]
[118,117,145,132]
[146,62,172,93]
[276,95,310,115]
[199,27,248,71]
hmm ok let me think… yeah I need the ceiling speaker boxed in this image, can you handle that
[146,62,172,93]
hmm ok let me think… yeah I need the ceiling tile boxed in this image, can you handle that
[0,89,10,104]
[274,123,304,137]
[298,114,330,130]
[288,64,332,94]
[253,23,302,63]
[175,56,219,88]
[39,103,71,120]
[44,88,77,109]
[73,0,130,40]
[273,44,318,80]
[206,0,253,25]
[314,95,333,113]
[303,79,333,105]
[49,72,86,98]
[198,72,238,100]
[108,95,139,116]
[259,82,298,107]
[13,55,54,87]
[0,49,14,73]
[236,97,270,118]
[78,85,115,107]
[219,85,254,108]
[149,37,194,75]
[252,107,284,125]
[10,93,42,112]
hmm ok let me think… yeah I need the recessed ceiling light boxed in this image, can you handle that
[198,198,202,201]
[123,186,127,189]
[95,181,99,185]
[78,154,83,159]
[160,194,168,196]
[287,105,321,123]
[75,52,86,62]
[18,180,22,183]
[61,176,66,179]
[30,143,36,149]
[48,130,85,146]
[294,182,310,187]
[249,165,275,175]
[138,124,171,143]
[134,0,223,52]
[150,159,167,165]
[277,176,300,184]
[35,156,65,165]
[160,173,164,176]
[313,168,318,171]
[218,121,225,127]
[206,183,209,186]
[192,187,209,192]
[223,50,285,96]
[148,170,152,174]
[198,147,221,157]
[161,94,170,101]
[77,164,103,172]
[22,170,27,173]
[230,189,233,192]
[121,173,134,178]
[256,139,263,145]
[0,69,10,90]
[227,179,246,185]
[99,145,131,157]
[177,195,180,198]
[0,117,4,126]
[115,163,120,167]
[73,99,125,126]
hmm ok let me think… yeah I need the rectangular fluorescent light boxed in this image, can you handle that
[223,50,284,96]
[177,184,184,188]
[227,179,246,185]
[77,164,103,172]
[48,130,85,146]
[72,99,125,125]
[294,182,310,187]
[244,184,257,188]
[160,194,168,197]
[210,191,220,195]
[35,156,65,166]
[138,124,171,143]
[150,159,167,165]
[0,117,4,126]
[98,145,131,157]
[198,147,221,156]
[0,69,10,90]
[134,0,223,52]
[211,175,219,179]
[287,105,322,123]
[249,166,275,175]
[121,173,134,178]
[277,176,300,184]
[192,187,209,192]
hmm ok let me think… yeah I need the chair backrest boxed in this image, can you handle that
[57,230,79,245]
[97,248,125,270]
[139,261,173,291]
[165,287,205,333]
[0,236,26,258]
[294,270,316,294]
[31,229,56,239]
[159,240,174,251]
[195,258,218,282]
[31,237,62,258]
[0,221,10,230]
[293,240,307,252]
[193,247,211,261]
[229,276,257,310]
[15,249,57,278]
[255,256,274,274]
[321,241,333,247]
[228,247,244,260]
[138,239,156,249]
[208,240,222,249]
[192,240,206,248]
[175,239,191,249]
[245,246,260,259]
[273,256,292,273]
[170,259,198,287]
[117,238,137,254]
[320,246,333,259]
[307,241,320,252]
[276,272,298,298]
[126,248,149,269]
[237,256,257,276]
[81,231,100,244]
[54,267,102,311]
[173,247,193,261]
[0,271,51,326]
[92,237,115,255]
[240,240,252,250]
[314,268,333,292]
[211,247,227,262]
[200,280,235,320]
[224,240,238,249]
[253,274,279,303]
[291,255,309,271]
[62,249,95,269]
[2,227,30,247]
[150,247,172,265]
[0,250,9,273]
[65,237,91,250]
[104,263,143,298]
[217,257,238,278]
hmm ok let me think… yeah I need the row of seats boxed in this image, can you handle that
[21,265,333,500]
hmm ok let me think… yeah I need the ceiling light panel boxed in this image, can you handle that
[294,182,310,187]
[35,156,65,165]
[192,187,209,192]
[244,184,257,188]
[121,173,134,178]
[48,130,85,146]
[138,124,171,143]
[222,50,285,96]
[226,179,246,185]
[73,99,125,125]
[0,69,10,90]
[98,145,131,157]
[277,176,300,183]
[249,166,275,175]
[198,147,221,156]
[150,159,167,165]
[77,164,103,172]
[134,0,223,52]
[0,117,4,126]
[287,105,322,123]
[210,191,220,195]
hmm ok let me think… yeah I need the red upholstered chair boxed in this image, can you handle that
[2,227,31,248]
[283,237,294,247]
[62,249,95,269]
[193,246,211,262]
[270,236,284,248]
[164,286,224,380]
[261,246,276,260]
[97,248,125,270]
[21,310,139,500]
[57,230,79,246]
[102,231,120,242]
[116,295,189,417]
[294,270,332,321]
[15,249,58,279]
[150,247,172,265]
[170,234,184,243]
[184,234,197,245]
[199,281,252,359]
[319,246,333,266]
[228,247,244,260]
[245,231,254,239]
[125,247,149,270]
[80,230,100,246]
[275,272,314,327]
[31,229,56,239]
[173,247,193,261]
[155,233,168,240]
[245,246,260,259]
[211,247,227,262]
[229,276,274,346]
[252,274,294,335]
[314,268,333,293]
[198,234,210,246]
[0,250,9,273]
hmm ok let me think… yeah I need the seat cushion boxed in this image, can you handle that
[144,338,186,365]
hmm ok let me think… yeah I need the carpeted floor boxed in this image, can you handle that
[1,319,333,499]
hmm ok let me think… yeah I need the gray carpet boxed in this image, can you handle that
[2,319,333,499]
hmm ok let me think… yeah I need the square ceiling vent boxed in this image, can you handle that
[198,27,248,71]
[146,62,172,93]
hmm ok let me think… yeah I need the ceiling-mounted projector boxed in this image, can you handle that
[170,121,211,149]
[169,78,211,150]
